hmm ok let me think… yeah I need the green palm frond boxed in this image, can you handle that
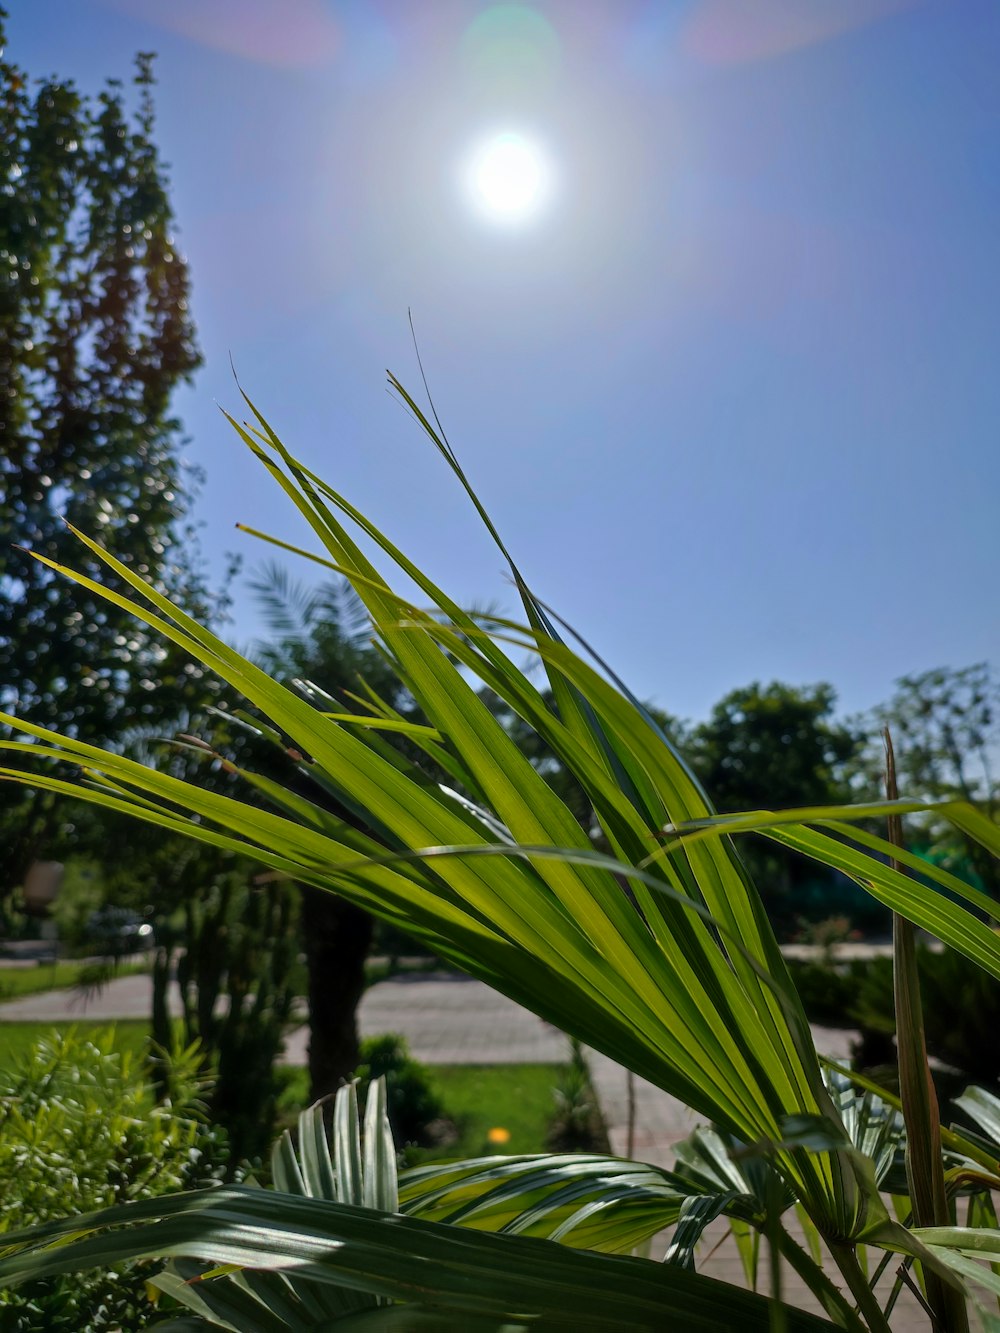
[3,382,999,1325]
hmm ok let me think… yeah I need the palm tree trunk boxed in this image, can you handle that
[300,887,374,1101]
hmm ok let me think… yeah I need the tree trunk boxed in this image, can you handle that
[300,887,374,1102]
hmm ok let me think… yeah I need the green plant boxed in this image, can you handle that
[547,1039,610,1153]
[150,867,298,1167]
[786,959,858,1028]
[850,947,1000,1092]
[3,385,1000,1326]
[354,1033,445,1148]
[0,1029,230,1330]
[148,1077,399,1329]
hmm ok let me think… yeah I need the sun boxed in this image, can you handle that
[465,132,552,226]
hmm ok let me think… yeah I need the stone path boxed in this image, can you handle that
[0,968,925,1326]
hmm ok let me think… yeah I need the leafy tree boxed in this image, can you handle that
[687,681,866,929]
[0,10,203,892]
[871,663,1000,898]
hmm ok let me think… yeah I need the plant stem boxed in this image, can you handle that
[775,1228,867,1332]
[626,1069,636,1159]
[885,729,969,1333]
[829,1240,893,1333]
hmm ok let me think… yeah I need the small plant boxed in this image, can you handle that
[354,1033,446,1147]
[547,1039,610,1153]
[149,1078,399,1328]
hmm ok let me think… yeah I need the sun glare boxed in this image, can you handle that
[466,132,552,226]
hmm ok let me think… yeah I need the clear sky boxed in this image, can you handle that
[10,0,1000,724]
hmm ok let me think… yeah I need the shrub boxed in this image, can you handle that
[546,1039,610,1153]
[0,1030,230,1331]
[786,958,858,1027]
[851,946,1000,1091]
[354,1033,445,1147]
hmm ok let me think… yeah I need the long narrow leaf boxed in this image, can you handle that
[0,1187,837,1331]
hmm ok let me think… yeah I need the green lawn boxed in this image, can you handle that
[0,958,148,1002]
[0,1020,152,1070]
[426,1063,562,1160]
[276,1060,563,1163]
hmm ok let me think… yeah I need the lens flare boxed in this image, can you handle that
[459,4,561,94]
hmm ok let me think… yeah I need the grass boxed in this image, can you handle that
[276,1061,565,1163]
[0,958,149,1003]
[425,1062,564,1160]
[0,1020,152,1070]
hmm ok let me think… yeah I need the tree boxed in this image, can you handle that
[872,663,1000,899]
[687,681,865,929]
[0,12,203,892]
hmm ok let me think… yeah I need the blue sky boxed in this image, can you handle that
[11,0,1000,723]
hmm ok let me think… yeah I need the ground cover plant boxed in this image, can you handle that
[2,381,1000,1328]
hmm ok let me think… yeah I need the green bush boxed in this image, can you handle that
[786,958,858,1027]
[355,1033,445,1147]
[47,860,107,956]
[546,1040,610,1153]
[851,946,1000,1091]
[0,1030,231,1331]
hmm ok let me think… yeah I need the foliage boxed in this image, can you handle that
[686,682,868,930]
[354,1033,445,1149]
[3,384,1000,1325]
[546,1039,610,1153]
[850,947,1000,1092]
[149,1078,399,1330]
[0,1029,229,1331]
[785,958,858,1028]
[0,10,216,892]
[867,665,1000,899]
[44,857,105,951]
[150,866,298,1167]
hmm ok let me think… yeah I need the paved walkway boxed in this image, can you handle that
[0,968,924,1326]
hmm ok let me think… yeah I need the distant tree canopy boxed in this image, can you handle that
[688,681,859,816]
[683,682,865,929]
[871,663,1000,899]
[0,13,209,891]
